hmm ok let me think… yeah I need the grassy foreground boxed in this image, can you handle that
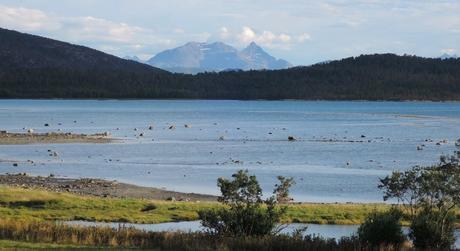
[1,185,459,226]
[0,185,393,225]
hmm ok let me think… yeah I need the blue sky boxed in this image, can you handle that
[0,0,459,65]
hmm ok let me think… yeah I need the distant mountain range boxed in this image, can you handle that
[439,53,458,60]
[1,27,460,100]
[141,41,292,74]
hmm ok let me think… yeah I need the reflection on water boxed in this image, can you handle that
[1,100,459,202]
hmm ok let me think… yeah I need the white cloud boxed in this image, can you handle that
[219,26,230,40]
[279,33,291,43]
[441,48,457,54]
[297,33,311,42]
[0,5,61,31]
[173,28,185,34]
[238,26,257,44]
[0,5,176,57]
[233,26,303,49]
[63,16,147,44]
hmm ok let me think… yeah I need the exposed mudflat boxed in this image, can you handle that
[0,174,216,202]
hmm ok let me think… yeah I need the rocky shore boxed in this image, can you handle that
[0,173,216,202]
[0,131,113,144]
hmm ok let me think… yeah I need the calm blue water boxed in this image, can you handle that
[0,100,459,202]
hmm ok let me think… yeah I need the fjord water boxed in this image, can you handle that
[0,100,459,202]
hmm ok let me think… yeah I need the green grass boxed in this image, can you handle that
[285,203,389,225]
[0,185,458,226]
[0,239,91,249]
[0,186,217,224]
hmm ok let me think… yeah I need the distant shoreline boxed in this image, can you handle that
[0,98,459,102]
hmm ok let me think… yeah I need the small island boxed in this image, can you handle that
[0,131,113,145]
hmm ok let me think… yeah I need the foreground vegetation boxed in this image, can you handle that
[0,185,395,225]
[0,219,364,251]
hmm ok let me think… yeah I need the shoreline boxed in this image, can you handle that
[0,173,216,202]
[0,173,382,205]
[1,98,460,102]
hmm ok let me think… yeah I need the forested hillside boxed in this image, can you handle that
[1,28,459,100]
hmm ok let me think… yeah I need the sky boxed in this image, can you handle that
[0,0,459,65]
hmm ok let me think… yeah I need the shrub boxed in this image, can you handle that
[379,151,460,249]
[410,208,456,249]
[198,170,293,237]
[357,208,405,248]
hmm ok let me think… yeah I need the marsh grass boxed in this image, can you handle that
[0,219,362,250]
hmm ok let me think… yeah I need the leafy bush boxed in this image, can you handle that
[357,208,405,247]
[198,170,293,236]
[410,208,456,249]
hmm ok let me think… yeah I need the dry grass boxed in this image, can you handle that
[0,219,363,251]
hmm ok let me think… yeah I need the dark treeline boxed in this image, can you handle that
[1,28,460,100]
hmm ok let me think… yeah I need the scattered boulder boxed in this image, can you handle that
[13,163,18,167]
[184,124,191,128]
[166,196,176,201]
[148,125,154,130]
[168,125,176,130]
[44,123,49,127]
[288,136,296,141]
[219,136,225,141]
[27,128,34,133]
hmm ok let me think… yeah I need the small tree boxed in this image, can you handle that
[357,208,405,248]
[378,150,460,249]
[198,170,294,236]
[274,176,295,204]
